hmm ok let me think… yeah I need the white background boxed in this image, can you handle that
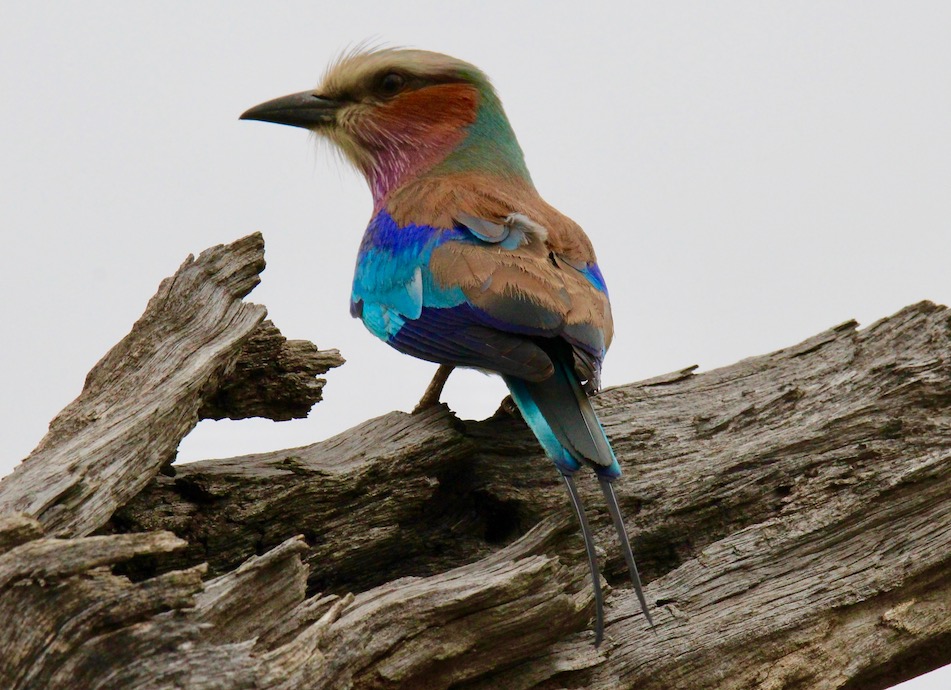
[1,3,948,686]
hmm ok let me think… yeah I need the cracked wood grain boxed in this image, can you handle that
[0,515,592,690]
[1,230,948,688]
[111,302,951,689]
[0,233,341,536]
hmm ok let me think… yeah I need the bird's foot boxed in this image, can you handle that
[412,364,454,413]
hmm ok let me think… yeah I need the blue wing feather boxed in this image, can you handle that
[351,210,607,375]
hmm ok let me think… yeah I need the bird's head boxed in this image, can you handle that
[241,48,531,204]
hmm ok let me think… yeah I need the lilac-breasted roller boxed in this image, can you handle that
[241,48,652,643]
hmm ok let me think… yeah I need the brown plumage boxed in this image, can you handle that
[390,170,614,360]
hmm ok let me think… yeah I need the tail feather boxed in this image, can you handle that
[562,473,605,645]
[504,347,654,633]
[503,355,620,478]
[600,478,654,628]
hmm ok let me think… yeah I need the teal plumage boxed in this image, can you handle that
[242,47,652,643]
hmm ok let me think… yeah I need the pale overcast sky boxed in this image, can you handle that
[2,3,949,686]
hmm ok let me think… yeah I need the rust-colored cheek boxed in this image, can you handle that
[376,83,480,140]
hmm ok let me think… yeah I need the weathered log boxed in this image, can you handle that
[108,302,951,688]
[1,232,948,688]
[0,233,342,535]
[0,513,594,690]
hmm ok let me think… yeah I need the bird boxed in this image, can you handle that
[241,47,652,644]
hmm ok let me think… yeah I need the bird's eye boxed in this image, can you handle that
[378,72,407,96]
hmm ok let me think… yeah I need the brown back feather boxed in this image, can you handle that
[399,172,614,351]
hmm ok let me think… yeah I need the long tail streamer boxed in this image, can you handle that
[562,473,605,645]
[600,477,654,628]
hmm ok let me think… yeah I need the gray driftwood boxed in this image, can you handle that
[0,233,342,536]
[1,234,949,689]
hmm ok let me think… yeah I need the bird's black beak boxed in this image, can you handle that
[240,90,341,129]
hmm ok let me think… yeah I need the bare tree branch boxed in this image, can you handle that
[198,319,344,423]
[0,234,341,536]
